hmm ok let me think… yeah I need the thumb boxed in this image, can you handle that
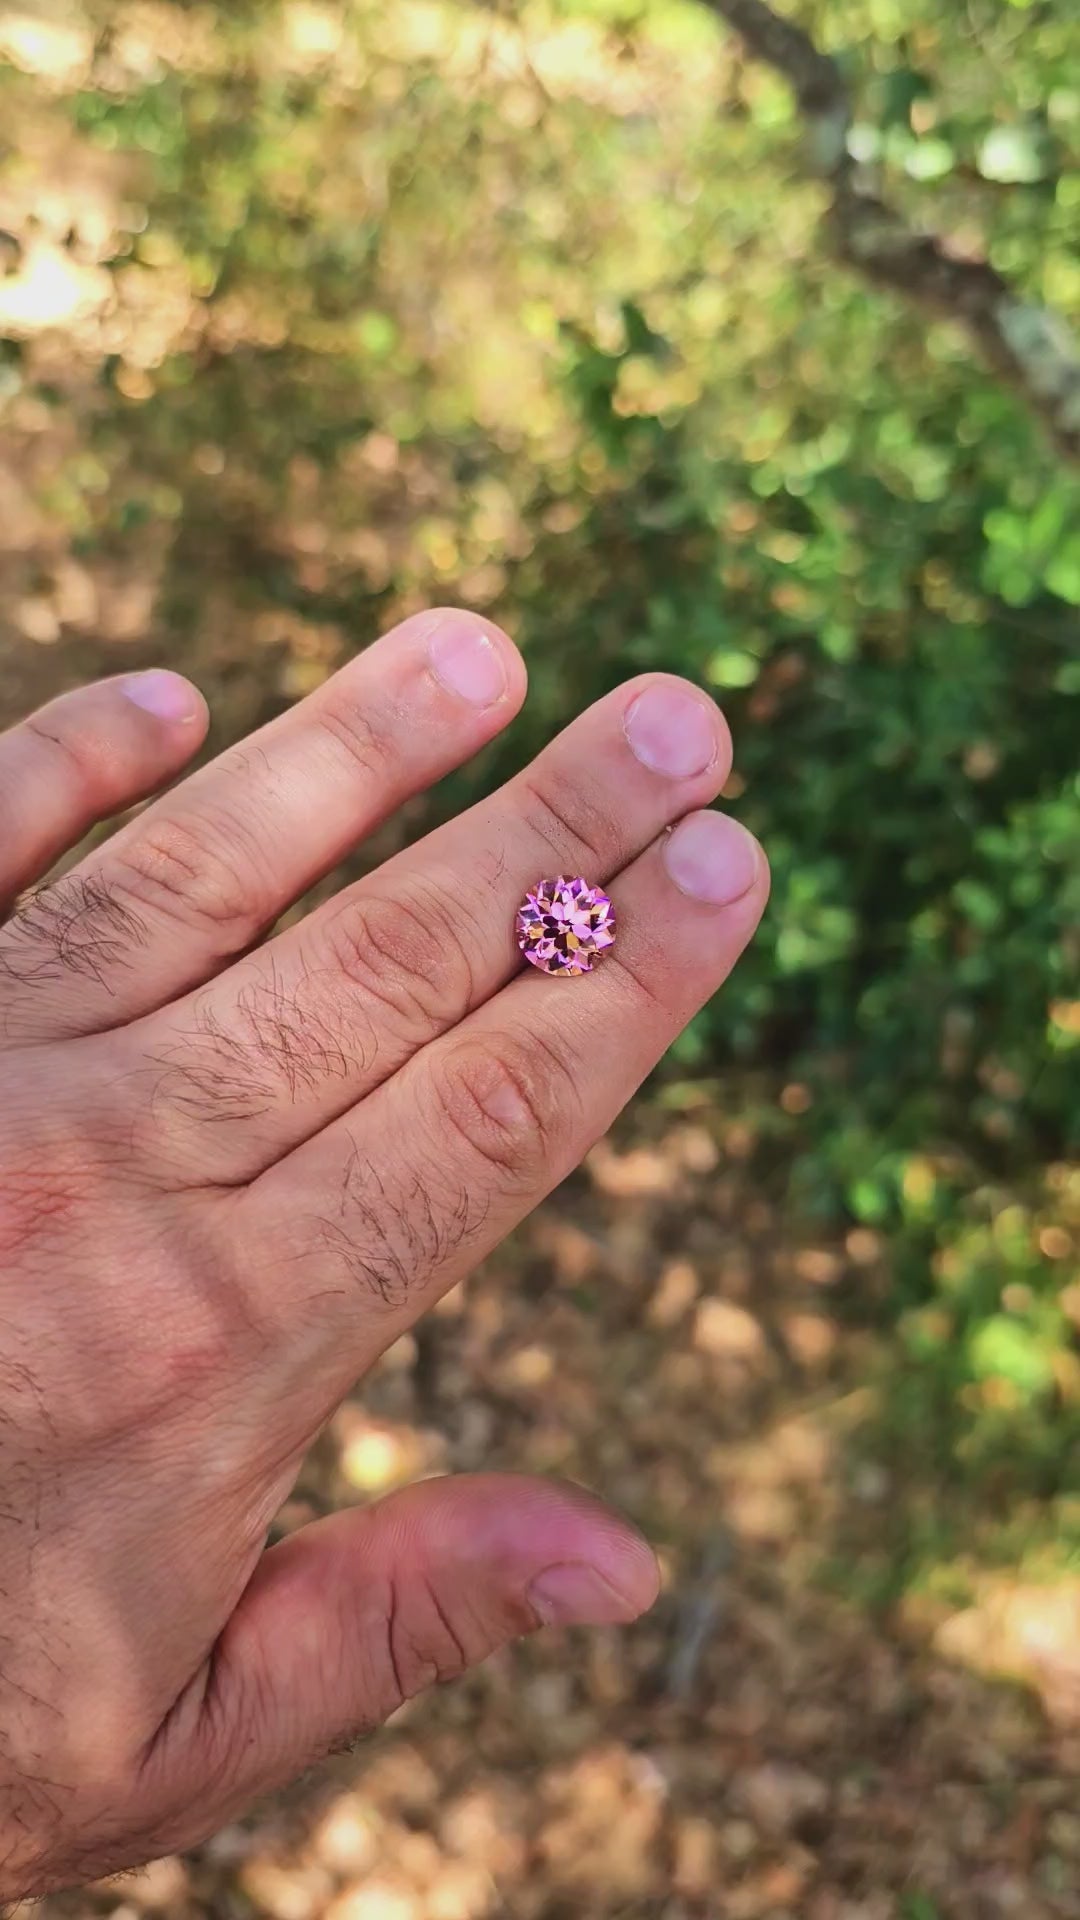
[143,1473,658,1846]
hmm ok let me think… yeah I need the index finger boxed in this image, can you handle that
[0,609,525,1042]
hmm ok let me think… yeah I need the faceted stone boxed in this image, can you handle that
[515,875,616,976]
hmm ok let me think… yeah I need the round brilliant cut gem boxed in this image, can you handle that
[515,876,616,976]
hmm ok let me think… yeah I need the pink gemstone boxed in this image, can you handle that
[516,875,616,976]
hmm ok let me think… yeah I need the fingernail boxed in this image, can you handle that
[121,670,203,723]
[528,1563,639,1627]
[428,619,508,707]
[663,810,762,905]
[624,683,719,779]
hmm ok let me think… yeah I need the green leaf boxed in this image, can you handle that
[1045,549,1080,603]
[905,138,954,181]
[902,1897,942,1920]
[952,879,1002,931]
[978,125,1046,184]
[356,311,397,357]
[968,1318,1055,1399]
[849,1176,890,1223]
[705,648,760,688]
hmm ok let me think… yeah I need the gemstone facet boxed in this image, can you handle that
[515,875,616,976]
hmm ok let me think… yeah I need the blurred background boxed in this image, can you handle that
[1,0,1079,1915]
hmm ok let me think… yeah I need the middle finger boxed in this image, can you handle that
[128,674,730,1184]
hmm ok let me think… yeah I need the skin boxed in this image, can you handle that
[0,608,768,1893]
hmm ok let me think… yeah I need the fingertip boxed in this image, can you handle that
[619,672,733,791]
[528,1553,659,1628]
[554,1502,661,1622]
[662,808,767,907]
[118,669,209,730]
[375,1470,659,1622]
[437,1471,660,1623]
[424,606,527,714]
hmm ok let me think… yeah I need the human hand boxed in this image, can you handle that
[0,610,767,1892]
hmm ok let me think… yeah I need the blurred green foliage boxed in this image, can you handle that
[4,0,1079,1583]
[901,1897,942,1920]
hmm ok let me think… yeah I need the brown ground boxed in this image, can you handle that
[3,1083,1078,1920]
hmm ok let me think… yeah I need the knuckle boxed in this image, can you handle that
[0,873,148,991]
[310,1132,478,1310]
[430,1029,576,1184]
[148,973,354,1126]
[112,812,272,943]
[316,696,393,781]
[23,713,109,790]
[325,881,474,1035]
[606,946,671,1019]
[382,1575,471,1707]
[518,768,612,869]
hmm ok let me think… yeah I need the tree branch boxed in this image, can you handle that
[701,0,1080,464]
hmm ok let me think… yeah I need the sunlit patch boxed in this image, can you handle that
[313,1796,379,1875]
[334,1410,445,1496]
[240,1857,333,1920]
[647,1258,699,1328]
[931,1578,1080,1728]
[585,1137,673,1197]
[504,1344,553,1389]
[779,1311,836,1368]
[283,3,343,63]
[693,1297,766,1363]
[792,1245,843,1287]
[0,243,110,334]
[0,14,91,84]
[341,1427,411,1493]
[324,1883,418,1920]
